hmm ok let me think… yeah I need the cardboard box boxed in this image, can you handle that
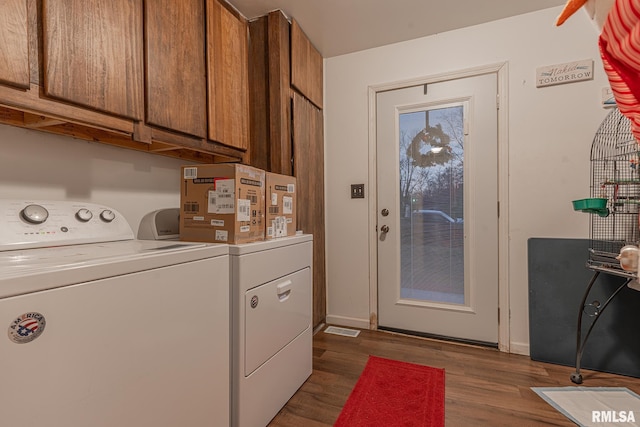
[180,164,265,244]
[265,172,297,239]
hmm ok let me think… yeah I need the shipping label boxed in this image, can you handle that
[208,179,234,214]
[283,196,293,215]
[237,199,251,222]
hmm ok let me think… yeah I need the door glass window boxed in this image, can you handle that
[399,105,464,304]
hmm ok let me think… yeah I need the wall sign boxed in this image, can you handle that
[602,87,616,107]
[536,59,594,88]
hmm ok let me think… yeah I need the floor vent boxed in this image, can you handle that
[324,326,360,337]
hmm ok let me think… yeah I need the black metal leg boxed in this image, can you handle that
[571,271,600,384]
[571,272,632,384]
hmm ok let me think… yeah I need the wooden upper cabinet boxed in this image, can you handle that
[145,0,207,138]
[207,0,249,151]
[291,19,323,109]
[42,0,144,120]
[0,0,29,89]
[247,11,292,174]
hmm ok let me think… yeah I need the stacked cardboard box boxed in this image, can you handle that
[265,172,297,239]
[180,164,265,244]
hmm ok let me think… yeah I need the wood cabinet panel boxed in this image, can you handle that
[248,16,269,171]
[0,0,29,89]
[145,0,206,138]
[291,19,323,109]
[42,0,144,120]
[207,0,249,151]
[248,10,292,174]
[268,11,292,175]
[293,92,326,328]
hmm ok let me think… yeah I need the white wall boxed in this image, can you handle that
[0,6,611,354]
[0,124,187,235]
[324,7,610,354]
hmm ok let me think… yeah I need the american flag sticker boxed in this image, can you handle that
[8,312,46,344]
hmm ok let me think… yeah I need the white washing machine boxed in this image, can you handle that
[230,235,313,427]
[0,200,230,427]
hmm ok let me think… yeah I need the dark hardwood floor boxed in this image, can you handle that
[268,326,640,426]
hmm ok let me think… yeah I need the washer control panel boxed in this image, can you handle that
[0,200,134,250]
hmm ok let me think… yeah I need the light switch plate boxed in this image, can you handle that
[351,184,365,199]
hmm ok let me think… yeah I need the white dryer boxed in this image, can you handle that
[230,235,313,427]
[0,200,230,427]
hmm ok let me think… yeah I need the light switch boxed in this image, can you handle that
[351,184,365,199]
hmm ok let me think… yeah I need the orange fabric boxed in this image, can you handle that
[599,0,640,141]
[556,0,589,26]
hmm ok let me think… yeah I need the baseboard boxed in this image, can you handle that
[325,315,531,356]
[325,315,370,330]
[509,341,530,356]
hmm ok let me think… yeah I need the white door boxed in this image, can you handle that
[376,73,499,345]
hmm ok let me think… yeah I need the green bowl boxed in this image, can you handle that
[572,198,609,217]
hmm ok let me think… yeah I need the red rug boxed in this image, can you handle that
[334,356,445,427]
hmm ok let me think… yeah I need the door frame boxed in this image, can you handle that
[367,62,510,352]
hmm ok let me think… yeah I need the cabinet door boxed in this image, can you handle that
[247,11,291,174]
[293,92,326,327]
[42,0,144,120]
[291,20,323,109]
[207,0,249,151]
[0,0,29,89]
[145,0,206,138]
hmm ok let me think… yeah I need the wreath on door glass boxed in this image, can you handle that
[406,124,451,167]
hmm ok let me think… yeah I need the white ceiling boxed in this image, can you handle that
[228,0,567,57]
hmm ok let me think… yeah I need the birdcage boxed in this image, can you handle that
[568,107,639,385]
[585,107,639,275]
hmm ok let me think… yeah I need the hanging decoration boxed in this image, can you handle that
[405,124,452,168]
[556,0,640,142]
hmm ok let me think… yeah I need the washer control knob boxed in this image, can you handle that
[21,204,49,224]
[100,209,116,222]
[76,208,93,222]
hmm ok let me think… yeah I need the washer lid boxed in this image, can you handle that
[0,240,228,298]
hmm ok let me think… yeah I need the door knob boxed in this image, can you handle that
[381,225,390,233]
[381,209,389,216]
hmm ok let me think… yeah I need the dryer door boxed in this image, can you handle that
[244,267,311,375]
